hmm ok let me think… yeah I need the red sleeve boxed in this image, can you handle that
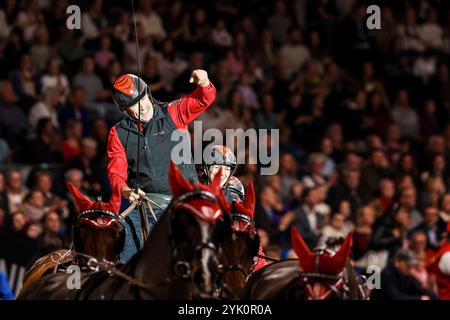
[167,83,216,129]
[107,126,128,191]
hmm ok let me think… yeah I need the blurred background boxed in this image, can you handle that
[0,0,450,298]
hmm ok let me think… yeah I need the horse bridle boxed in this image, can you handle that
[168,189,225,283]
[215,212,260,299]
[297,247,350,300]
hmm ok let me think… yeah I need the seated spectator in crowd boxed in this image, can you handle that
[361,149,391,196]
[22,190,46,223]
[26,118,63,164]
[32,171,69,220]
[73,55,110,113]
[67,138,103,195]
[302,153,328,189]
[41,57,70,103]
[9,211,27,233]
[410,206,447,251]
[255,185,286,243]
[61,120,82,163]
[28,88,61,135]
[0,80,27,147]
[291,187,324,249]
[398,187,423,230]
[371,249,437,300]
[353,206,376,261]
[328,168,369,221]
[318,212,349,247]
[38,211,65,256]
[369,178,396,220]
[278,153,298,203]
[371,206,411,257]
[6,170,27,214]
[255,94,278,130]
[9,53,41,107]
[391,90,420,140]
[439,194,450,223]
[58,86,91,136]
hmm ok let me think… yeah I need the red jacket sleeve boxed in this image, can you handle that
[167,83,216,129]
[107,126,128,191]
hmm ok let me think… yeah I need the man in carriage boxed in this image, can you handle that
[108,70,216,262]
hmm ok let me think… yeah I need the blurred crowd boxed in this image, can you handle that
[1,0,450,299]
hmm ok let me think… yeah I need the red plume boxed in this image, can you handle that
[290,226,315,272]
[67,182,95,214]
[321,232,353,274]
[103,183,122,213]
[242,181,256,219]
[291,226,353,274]
[169,161,194,198]
[210,167,222,196]
[67,182,122,215]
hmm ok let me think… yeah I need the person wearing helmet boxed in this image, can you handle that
[108,70,216,262]
[200,145,245,203]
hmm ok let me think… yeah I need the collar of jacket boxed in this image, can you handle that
[119,105,166,134]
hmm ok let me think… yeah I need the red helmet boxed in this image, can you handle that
[112,74,149,110]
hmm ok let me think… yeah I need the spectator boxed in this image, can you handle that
[58,86,91,135]
[6,170,27,214]
[41,57,70,103]
[9,52,41,106]
[38,211,64,256]
[391,90,420,140]
[67,137,103,194]
[136,0,166,41]
[0,80,27,147]
[23,190,46,222]
[26,118,63,164]
[292,187,324,249]
[410,206,446,250]
[369,178,396,220]
[28,88,61,134]
[371,249,437,300]
[439,194,450,223]
[319,212,349,247]
[353,206,376,261]
[371,206,411,257]
[278,27,310,76]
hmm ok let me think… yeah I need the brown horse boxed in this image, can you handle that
[18,163,231,300]
[217,181,263,299]
[21,183,124,292]
[241,227,365,300]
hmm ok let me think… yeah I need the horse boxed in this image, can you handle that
[18,163,232,300]
[21,182,124,293]
[241,227,366,300]
[217,181,267,299]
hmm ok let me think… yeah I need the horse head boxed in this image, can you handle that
[219,181,260,297]
[168,162,231,299]
[290,226,353,300]
[67,182,125,263]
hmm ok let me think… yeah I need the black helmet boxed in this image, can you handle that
[112,74,149,110]
[202,145,237,184]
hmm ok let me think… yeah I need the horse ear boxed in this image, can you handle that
[169,161,193,198]
[105,183,122,214]
[328,232,353,273]
[243,181,256,218]
[290,226,315,272]
[66,182,94,214]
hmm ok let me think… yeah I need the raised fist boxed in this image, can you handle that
[189,69,210,87]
